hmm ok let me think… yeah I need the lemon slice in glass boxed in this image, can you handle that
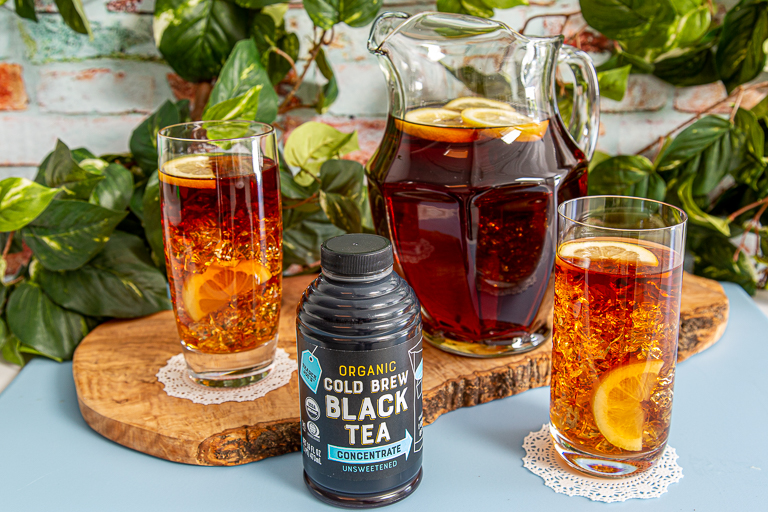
[404,107,464,126]
[559,239,659,266]
[182,259,272,322]
[160,155,216,189]
[444,97,514,111]
[592,360,664,451]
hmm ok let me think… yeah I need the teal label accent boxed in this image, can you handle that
[300,349,322,393]
[328,430,413,464]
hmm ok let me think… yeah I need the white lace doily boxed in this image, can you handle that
[156,348,295,405]
[522,424,683,503]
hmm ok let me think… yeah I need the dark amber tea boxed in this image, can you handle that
[551,237,683,475]
[160,154,282,358]
[366,98,587,356]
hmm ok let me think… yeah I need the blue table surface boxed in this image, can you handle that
[1,282,766,511]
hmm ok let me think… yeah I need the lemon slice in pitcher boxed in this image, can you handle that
[182,259,272,322]
[444,97,514,111]
[592,360,664,451]
[404,108,464,126]
[559,239,659,266]
[461,108,549,142]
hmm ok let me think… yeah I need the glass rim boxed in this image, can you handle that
[158,120,275,143]
[558,195,688,232]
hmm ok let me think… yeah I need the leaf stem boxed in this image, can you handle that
[2,231,14,260]
[270,46,299,77]
[727,196,768,222]
[730,87,745,123]
[520,11,581,35]
[278,29,328,115]
[635,82,768,155]
[283,193,319,209]
[732,200,768,262]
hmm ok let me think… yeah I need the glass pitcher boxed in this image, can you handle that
[365,11,599,357]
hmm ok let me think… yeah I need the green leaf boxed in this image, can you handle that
[692,232,758,294]
[129,186,145,223]
[481,0,527,8]
[14,0,36,21]
[667,0,711,48]
[735,107,765,159]
[715,0,768,93]
[281,167,319,200]
[154,0,248,82]
[588,151,612,172]
[318,159,364,233]
[444,64,513,98]
[677,175,730,236]
[283,122,359,184]
[579,0,675,42]
[233,0,283,7]
[437,0,463,12]
[597,65,631,101]
[54,0,92,37]
[129,100,187,176]
[142,171,165,271]
[283,210,344,267]
[0,329,25,367]
[588,155,666,200]
[21,200,127,271]
[653,46,718,86]
[460,0,493,17]
[303,0,383,30]
[71,147,98,163]
[656,115,733,171]
[45,140,104,200]
[0,178,59,232]
[37,231,171,318]
[203,85,262,122]
[89,163,134,212]
[315,48,338,114]
[206,39,279,124]
[7,282,89,361]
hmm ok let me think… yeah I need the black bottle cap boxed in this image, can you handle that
[321,234,394,277]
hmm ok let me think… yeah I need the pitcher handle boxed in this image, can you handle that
[367,11,410,55]
[557,45,600,159]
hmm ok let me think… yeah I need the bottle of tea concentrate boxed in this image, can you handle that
[296,234,424,507]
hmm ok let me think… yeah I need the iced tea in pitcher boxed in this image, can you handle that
[367,98,587,356]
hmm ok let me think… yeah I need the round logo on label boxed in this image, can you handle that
[305,397,321,420]
[307,421,320,440]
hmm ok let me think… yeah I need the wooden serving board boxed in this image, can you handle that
[73,272,728,466]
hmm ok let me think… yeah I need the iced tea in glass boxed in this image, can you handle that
[158,121,282,387]
[550,196,686,477]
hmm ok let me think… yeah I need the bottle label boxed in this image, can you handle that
[297,333,423,481]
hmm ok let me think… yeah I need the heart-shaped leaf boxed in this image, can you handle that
[318,159,365,233]
[203,85,263,122]
[130,100,189,176]
[54,0,92,37]
[45,140,104,200]
[0,178,59,232]
[206,39,279,124]
[7,282,89,361]
[37,231,171,318]
[715,0,768,92]
[21,200,127,271]
[89,163,134,212]
[283,122,359,184]
[303,0,383,30]
[315,48,339,113]
[154,0,248,82]
[142,171,165,271]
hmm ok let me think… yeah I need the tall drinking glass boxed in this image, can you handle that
[158,121,282,387]
[550,196,686,477]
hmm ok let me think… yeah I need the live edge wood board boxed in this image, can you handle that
[73,272,729,466]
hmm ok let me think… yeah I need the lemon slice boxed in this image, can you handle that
[160,155,216,189]
[182,259,272,322]
[592,360,664,451]
[559,239,659,266]
[461,107,535,127]
[444,97,514,111]
[404,108,464,126]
